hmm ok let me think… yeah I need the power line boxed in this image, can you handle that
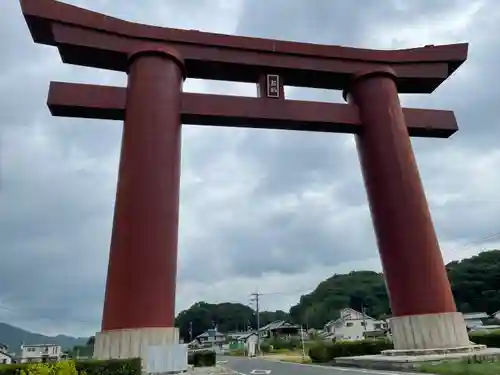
[452,229,500,251]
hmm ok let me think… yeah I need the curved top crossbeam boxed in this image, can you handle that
[20,0,468,92]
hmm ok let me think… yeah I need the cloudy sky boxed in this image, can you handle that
[1,0,500,337]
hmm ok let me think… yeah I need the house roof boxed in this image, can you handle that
[241,332,257,339]
[259,320,299,331]
[196,329,225,338]
[21,344,61,348]
[227,331,257,339]
[463,312,489,320]
[0,350,14,359]
[325,308,376,327]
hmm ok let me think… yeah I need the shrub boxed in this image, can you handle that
[308,339,394,363]
[0,358,141,375]
[0,361,78,375]
[75,358,141,375]
[259,342,271,353]
[266,338,301,351]
[469,331,500,348]
[330,339,393,358]
[308,342,332,363]
[188,350,216,367]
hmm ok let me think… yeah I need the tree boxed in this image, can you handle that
[447,250,500,314]
[175,250,500,337]
[174,302,290,342]
[289,271,391,328]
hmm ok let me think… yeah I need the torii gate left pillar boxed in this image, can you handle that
[97,46,185,357]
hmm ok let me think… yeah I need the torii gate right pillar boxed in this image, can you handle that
[345,68,470,351]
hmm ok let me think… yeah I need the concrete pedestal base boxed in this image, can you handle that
[390,312,470,350]
[93,327,179,361]
[334,348,500,371]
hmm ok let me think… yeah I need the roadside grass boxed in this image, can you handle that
[419,359,500,375]
[278,356,312,364]
[262,350,312,364]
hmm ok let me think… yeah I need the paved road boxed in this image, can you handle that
[218,356,427,375]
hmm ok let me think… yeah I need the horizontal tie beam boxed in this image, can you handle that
[47,82,458,138]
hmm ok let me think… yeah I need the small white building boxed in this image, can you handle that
[245,332,258,357]
[324,308,387,341]
[0,352,13,365]
[0,344,13,365]
[20,344,63,363]
[463,312,488,330]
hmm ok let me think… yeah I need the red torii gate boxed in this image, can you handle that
[21,0,471,359]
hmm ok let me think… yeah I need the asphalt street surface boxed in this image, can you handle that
[217,356,429,375]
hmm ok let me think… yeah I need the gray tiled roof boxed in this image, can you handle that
[259,320,299,331]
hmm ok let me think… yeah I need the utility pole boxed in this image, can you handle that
[250,292,261,356]
[189,321,193,342]
[299,324,306,361]
[362,304,367,336]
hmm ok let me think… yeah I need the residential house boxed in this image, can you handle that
[0,344,13,365]
[221,331,255,353]
[258,320,300,340]
[324,308,387,341]
[463,312,489,330]
[0,351,13,365]
[20,344,63,363]
[195,328,226,349]
[227,331,253,343]
[493,310,500,321]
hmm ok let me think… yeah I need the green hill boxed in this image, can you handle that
[0,322,88,354]
[175,250,500,336]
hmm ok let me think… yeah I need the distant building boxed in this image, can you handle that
[463,312,489,330]
[258,320,300,340]
[245,332,258,357]
[20,344,63,363]
[493,310,500,321]
[195,328,226,349]
[324,308,387,341]
[227,331,253,343]
[0,344,13,365]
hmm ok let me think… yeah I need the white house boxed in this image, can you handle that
[463,312,488,330]
[0,344,13,365]
[324,308,387,341]
[20,344,63,363]
[0,351,13,365]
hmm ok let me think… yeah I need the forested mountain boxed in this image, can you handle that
[175,250,500,339]
[0,323,87,354]
[289,270,390,328]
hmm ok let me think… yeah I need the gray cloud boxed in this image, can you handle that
[1,0,500,337]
